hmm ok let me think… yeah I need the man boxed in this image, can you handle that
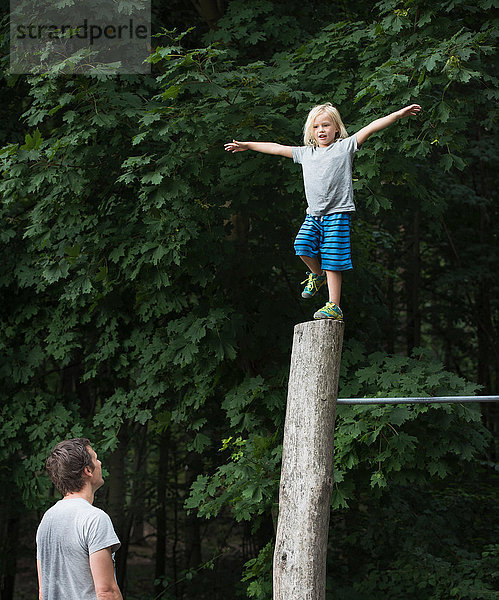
[36,438,122,600]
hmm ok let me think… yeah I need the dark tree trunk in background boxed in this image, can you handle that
[190,0,225,28]
[474,124,498,460]
[406,208,421,355]
[185,452,203,570]
[0,501,19,600]
[130,424,148,544]
[386,251,396,354]
[171,443,181,599]
[476,205,497,393]
[476,207,498,461]
[108,427,130,592]
[155,430,170,596]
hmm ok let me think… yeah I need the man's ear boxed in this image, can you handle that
[83,465,94,477]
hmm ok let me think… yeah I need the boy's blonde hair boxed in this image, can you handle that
[303,102,348,147]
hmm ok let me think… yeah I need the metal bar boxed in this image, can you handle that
[337,396,499,405]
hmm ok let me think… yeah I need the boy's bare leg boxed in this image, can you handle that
[299,255,323,275]
[326,270,342,305]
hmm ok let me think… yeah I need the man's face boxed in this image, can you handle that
[87,446,105,491]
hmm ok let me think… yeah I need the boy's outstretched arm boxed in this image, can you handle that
[355,104,421,147]
[224,140,293,158]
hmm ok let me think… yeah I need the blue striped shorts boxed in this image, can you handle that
[294,213,353,271]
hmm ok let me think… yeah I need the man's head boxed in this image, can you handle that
[46,438,103,496]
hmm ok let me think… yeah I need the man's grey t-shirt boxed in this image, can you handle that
[36,498,120,600]
[292,135,359,216]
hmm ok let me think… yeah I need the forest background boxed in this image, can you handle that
[0,0,497,598]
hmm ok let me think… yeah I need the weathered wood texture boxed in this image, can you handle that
[273,319,344,600]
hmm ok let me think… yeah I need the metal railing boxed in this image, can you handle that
[337,395,499,405]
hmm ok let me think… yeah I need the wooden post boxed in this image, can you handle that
[273,319,344,600]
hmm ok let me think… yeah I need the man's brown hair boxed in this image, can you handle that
[45,438,95,496]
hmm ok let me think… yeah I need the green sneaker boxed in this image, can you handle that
[301,271,326,299]
[313,302,343,320]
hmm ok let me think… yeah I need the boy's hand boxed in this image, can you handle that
[397,104,421,119]
[223,140,293,158]
[224,140,249,153]
[355,103,422,146]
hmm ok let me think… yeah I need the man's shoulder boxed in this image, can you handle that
[39,499,66,521]
[72,500,112,524]
[41,499,109,522]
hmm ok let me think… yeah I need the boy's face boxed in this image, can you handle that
[313,112,338,147]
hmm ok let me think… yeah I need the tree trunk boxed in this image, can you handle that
[406,208,421,355]
[273,319,344,600]
[0,500,19,600]
[172,445,180,599]
[386,250,396,354]
[155,430,170,595]
[190,0,225,29]
[107,429,129,592]
[185,452,203,570]
[130,424,148,544]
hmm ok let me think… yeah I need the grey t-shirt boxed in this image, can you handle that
[292,135,359,216]
[36,498,121,600]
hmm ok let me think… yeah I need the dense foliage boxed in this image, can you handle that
[0,0,497,598]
